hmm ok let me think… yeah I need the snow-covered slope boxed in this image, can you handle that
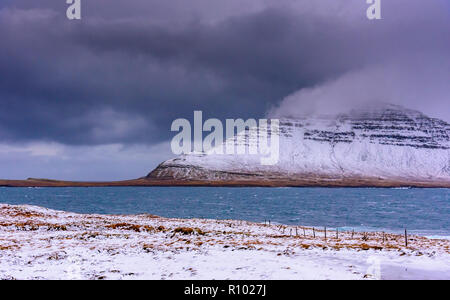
[148,104,450,185]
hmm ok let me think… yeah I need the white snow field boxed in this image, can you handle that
[1,203,449,280]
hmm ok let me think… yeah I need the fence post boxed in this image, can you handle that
[313,227,315,238]
[324,227,327,241]
[405,229,408,247]
[336,228,338,239]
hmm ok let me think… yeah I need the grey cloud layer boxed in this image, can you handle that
[0,0,449,147]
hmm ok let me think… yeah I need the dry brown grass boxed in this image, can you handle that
[173,227,194,235]
[106,223,156,233]
[300,244,311,249]
[195,228,206,235]
[105,222,162,233]
[47,224,67,231]
[0,222,67,231]
[142,243,154,252]
[8,211,44,218]
[172,227,207,235]
[0,206,45,218]
[0,245,18,251]
[106,223,141,232]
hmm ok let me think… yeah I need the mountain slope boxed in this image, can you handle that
[148,104,450,187]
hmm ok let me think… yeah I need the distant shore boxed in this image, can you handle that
[1,203,449,280]
[1,177,449,188]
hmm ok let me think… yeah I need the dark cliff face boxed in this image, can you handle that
[290,105,450,150]
[148,104,450,184]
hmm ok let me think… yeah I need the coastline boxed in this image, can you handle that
[1,203,449,280]
[1,177,450,188]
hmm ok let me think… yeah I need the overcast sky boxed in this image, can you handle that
[0,0,449,180]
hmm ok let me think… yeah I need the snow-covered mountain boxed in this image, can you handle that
[148,104,450,186]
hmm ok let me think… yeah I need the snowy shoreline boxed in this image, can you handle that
[0,203,449,280]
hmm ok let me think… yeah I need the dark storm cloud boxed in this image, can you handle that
[0,0,449,146]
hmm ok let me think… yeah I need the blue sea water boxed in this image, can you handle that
[0,187,449,237]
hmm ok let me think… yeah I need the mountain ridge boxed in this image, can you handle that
[148,104,450,185]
